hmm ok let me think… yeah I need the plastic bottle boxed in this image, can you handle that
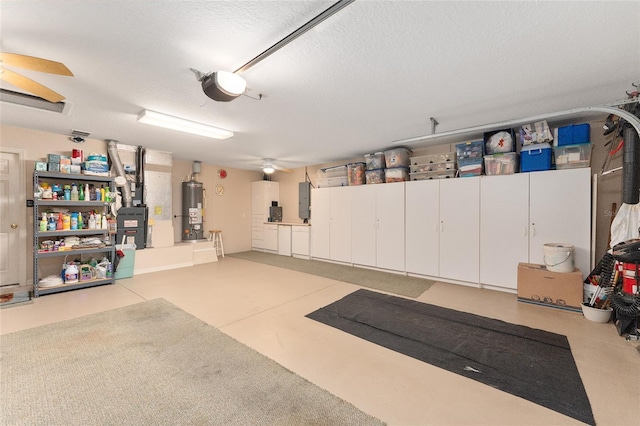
[56,213,63,230]
[64,185,71,201]
[85,184,91,201]
[106,260,112,278]
[71,183,79,201]
[48,213,56,231]
[70,212,78,230]
[101,214,108,229]
[39,213,47,231]
[62,214,71,230]
[88,213,96,230]
[78,212,83,229]
[95,187,101,201]
[100,186,105,202]
[79,184,84,201]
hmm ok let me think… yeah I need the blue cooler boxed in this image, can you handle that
[557,123,590,146]
[520,143,552,172]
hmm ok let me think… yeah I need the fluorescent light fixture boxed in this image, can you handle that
[262,166,275,174]
[137,109,233,140]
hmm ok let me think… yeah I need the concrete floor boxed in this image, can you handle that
[1,257,638,425]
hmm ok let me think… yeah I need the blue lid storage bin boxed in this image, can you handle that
[456,140,484,160]
[520,143,552,172]
[557,123,590,146]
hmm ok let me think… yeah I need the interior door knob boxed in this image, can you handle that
[11,223,18,229]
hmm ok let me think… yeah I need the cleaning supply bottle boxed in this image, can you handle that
[64,185,71,200]
[70,212,78,230]
[71,183,79,201]
[79,184,85,201]
[100,185,105,202]
[101,213,108,229]
[39,213,47,231]
[57,212,63,230]
[48,213,56,231]
[88,212,96,230]
[77,212,83,229]
[62,214,71,230]
[85,184,90,201]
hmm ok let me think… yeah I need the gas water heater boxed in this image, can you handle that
[182,179,204,241]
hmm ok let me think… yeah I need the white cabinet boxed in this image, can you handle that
[291,226,310,258]
[529,168,591,278]
[264,224,278,252]
[278,225,292,256]
[405,180,439,276]
[310,187,351,262]
[439,177,480,283]
[351,182,405,271]
[252,181,279,250]
[480,174,530,289]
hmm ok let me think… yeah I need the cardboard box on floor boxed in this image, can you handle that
[517,263,583,312]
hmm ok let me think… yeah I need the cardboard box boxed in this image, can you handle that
[517,263,583,312]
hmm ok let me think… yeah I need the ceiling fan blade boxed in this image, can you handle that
[0,67,65,103]
[273,164,292,173]
[0,53,74,76]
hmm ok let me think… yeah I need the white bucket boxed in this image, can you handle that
[543,243,575,273]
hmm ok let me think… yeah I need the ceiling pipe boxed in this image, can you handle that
[233,0,355,74]
[393,98,640,148]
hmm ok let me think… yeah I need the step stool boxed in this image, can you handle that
[208,230,224,257]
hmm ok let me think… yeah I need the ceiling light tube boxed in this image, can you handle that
[137,109,234,140]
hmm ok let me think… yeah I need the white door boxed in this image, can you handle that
[351,185,377,267]
[0,150,26,290]
[406,180,440,276]
[376,182,405,271]
[480,174,530,289]
[529,168,591,278]
[330,187,352,263]
[310,188,331,259]
[439,177,480,283]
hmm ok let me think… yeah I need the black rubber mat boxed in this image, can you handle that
[307,289,594,425]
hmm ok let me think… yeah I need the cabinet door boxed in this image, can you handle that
[376,182,405,271]
[310,188,331,259]
[278,226,292,256]
[330,187,352,263]
[351,185,377,267]
[405,180,439,276]
[264,224,278,251]
[439,177,480,283]
[291,227,310,256]
[480,174,530,289]
[529,168,591,278]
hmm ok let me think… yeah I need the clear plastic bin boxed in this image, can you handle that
[364,152,385,170]
[484,152,518,175]
[385,167,409,183]
[554,143,592,169]
[365,169,385,184]
[384,147,411,168]
[347,162,366,185]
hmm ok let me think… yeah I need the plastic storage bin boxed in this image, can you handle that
[385,167,409,182]
[317,177,348,188]
[456,141,484,159]
[484,129,516,154]
[114,243,137,279]
[557,123,590,146]
[484,152,518,175]
[317,165,347,179]
[364,152,385,170]
[347,162,366,185]
[365,169,385,184]
[520,143,552,172]
[458,158,483,177]
[410,161,455,173]
[410,170,455,180]
[554,143,592,169]
[410,152,456,165]
[384,147,411,168]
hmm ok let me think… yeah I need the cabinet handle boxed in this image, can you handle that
[531,223,536,236]
[440,220,444,232]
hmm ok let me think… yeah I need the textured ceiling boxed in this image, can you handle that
[1,1,639,171]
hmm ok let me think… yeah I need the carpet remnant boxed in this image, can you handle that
[306,289,595,426]
[1,298,384,426]
[228,250,434,298]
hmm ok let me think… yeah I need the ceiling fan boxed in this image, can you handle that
[0,52,74,103]
[260,159,292,174]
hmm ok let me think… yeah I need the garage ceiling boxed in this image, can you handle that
[1,1,638,171]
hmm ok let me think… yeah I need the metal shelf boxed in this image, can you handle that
[33,171,116,297]
[35,200,110,208]
[36,246,113,258]
[36,229,109,238]
[36,278,115,296]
